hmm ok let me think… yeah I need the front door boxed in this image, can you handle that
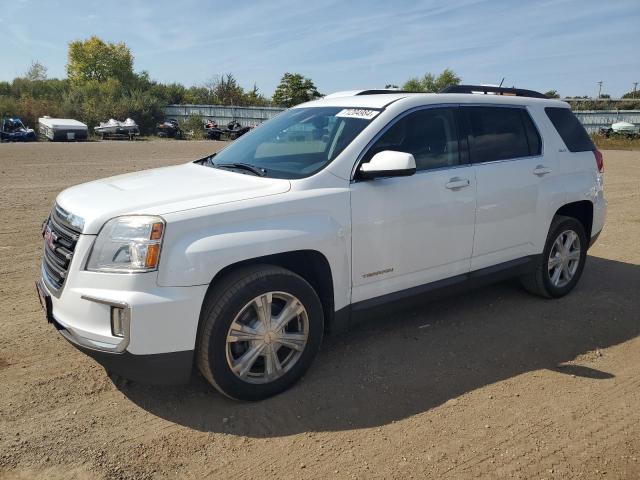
[350,106,476,304]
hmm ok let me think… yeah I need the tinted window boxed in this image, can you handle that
[521,110,542,156]
[545,107,594,152]
[465,107,530,163]
[365,108,459,171]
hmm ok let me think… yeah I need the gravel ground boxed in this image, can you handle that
[0,141,639,479]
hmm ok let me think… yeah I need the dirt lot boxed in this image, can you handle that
[0,141,639,479]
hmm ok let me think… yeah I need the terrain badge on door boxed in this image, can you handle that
[362,268,394,279]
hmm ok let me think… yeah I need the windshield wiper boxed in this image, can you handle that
[214,163,267,177]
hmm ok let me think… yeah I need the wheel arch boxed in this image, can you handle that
[555,200,594,239]
[201,250,337,334]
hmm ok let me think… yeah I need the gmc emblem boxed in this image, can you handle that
[43,225,57,250]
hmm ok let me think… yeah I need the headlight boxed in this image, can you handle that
[86,216,165,273]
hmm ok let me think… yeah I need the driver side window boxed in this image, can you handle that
[365,107,460,171]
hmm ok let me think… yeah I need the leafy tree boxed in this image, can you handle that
[245,83,270,106]
[67,36,134,85]
[25,61,48,81]
[622,89,639,99]
[0,81,10,96]
[204,74,247,105]
[402,68,461,93]
[272,73,321,107]
[544,90,560,99]
[402,78,424,92]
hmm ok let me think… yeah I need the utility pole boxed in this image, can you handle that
[633,82,638,99]
[597,81,603,99]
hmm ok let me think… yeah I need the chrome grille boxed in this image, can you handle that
[42,205,81,292]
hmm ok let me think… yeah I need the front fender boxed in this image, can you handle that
[158,191,351,311]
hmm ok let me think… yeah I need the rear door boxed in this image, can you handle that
[463,105,552,270]
[350,106,476,303]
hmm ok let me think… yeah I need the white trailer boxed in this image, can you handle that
[38,117,88,142]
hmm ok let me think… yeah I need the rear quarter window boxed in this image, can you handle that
[544,107,594,152]
[521,110,542,156]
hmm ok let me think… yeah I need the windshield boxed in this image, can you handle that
[208,107,378,179]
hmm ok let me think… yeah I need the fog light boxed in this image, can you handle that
[111,307,126,337]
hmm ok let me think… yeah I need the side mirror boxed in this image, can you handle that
[358,151,417,180]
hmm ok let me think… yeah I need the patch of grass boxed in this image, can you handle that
[592,134,640,151]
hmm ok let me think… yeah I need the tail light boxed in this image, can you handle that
[593,149,604,173]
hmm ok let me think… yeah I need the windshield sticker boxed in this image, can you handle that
[335,108,380,120]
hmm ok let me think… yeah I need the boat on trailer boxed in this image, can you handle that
[94,118,140,139]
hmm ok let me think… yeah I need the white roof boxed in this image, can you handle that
[298,92,567,109]
[38,117,88,129]
[296,93,411,109]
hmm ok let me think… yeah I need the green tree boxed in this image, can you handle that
[244,83,270,106]
[272,73,321,107]
[24,61,48,81]
[205,74,247,105]
[67,36,134,85]
[544,90,560,99]
[402,78,424,92]
[402,68,461,93]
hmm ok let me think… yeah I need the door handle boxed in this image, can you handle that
[533,165,552,176]
[445,177,470,190]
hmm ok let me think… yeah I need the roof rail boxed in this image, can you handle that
[440,84,548,99]
[324,89,413,98]
[354,89,414,96]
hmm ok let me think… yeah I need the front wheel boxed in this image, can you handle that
[197,265,324,400]
[521,215,588,298]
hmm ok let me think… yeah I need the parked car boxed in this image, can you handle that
[1,117,36,142]
[36,86,606,400]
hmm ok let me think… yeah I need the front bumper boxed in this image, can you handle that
[38,230,209,384]
[39,277,198,385]
[51,313,194,385]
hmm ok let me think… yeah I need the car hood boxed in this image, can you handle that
[56,162,291,234]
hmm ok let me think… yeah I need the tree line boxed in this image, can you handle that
[0,37,325,134]
[2,36,638,136]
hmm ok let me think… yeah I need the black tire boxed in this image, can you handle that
[197,265,324,401]
[521,215,588,298]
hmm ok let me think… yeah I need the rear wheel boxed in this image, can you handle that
[197,265,323,400]
[521,215,588,298]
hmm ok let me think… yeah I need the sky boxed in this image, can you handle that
[1,0,639,98]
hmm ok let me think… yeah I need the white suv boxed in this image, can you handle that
[37,86,606,400]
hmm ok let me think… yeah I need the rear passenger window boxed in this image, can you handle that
[465,107,531,163]
[545,107,594,152]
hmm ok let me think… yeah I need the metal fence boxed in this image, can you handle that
[164,105,285,127]
[573,110,640,134]
[164,105,640,134]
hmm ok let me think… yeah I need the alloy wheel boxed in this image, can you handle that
[547,229,581,288]
[225,292,309,384]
